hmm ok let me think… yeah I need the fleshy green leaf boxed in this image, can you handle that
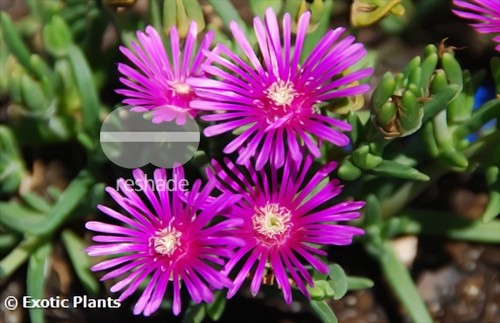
[182,302,206,323]
[364,194,382,226]
[0,236,44,280]
[372,160,429,181]
[308,280,335,300]
[249,0,282,19]
[67,45,100,136]
[0,202,46,233]
[27,242,52,323]
[43,16,72,57]
[328,264,348,300]
[20,75,48,112]
[310,300,338,323]
[338,157,362,181]
[0,233,19,251]
[421,84,461,123]
[0,12,37,76]
[207,0,248,35]
[205,290,226,321]
[21,192,53,214]
[482,166,500,223]
[26,170,95,235]
[347,276,374,291]
[0,126,26,194]
[61,230,99,295]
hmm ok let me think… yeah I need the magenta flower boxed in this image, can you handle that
[85,167,242,316]
[117,23,214,125]
[453,0,500,51]
[189,8,373,170]
[206,154,365,303]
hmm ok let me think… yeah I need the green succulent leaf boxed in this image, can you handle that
[347,276,374,291]
[371,160,429,181]
[20,75,48,112]
[308,280,335,300]
[67,45,100,136]
[482,166,500,223]
[61,230,99,295]
[21,192,53,214]
[328,264,348,300]
[205,290,226,321]
[27,242,52,323]
[25,170,95,235]
[338,157,362,181]
[0,12,37,77]
[421,84,461,123]
[250,0,282,19]
[182,302,206,323]
[43,16,73,57]
[0,126,26,194]
[310,300,338,323]
[0,202,47,233]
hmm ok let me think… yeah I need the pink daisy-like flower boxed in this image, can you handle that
[117,23,214,125]
[85,167,242,316]
[189,8,373,170]
[453,0,500,51]
[206,153,365,303]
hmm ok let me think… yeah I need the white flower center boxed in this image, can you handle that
[172,82,191,95]
[265,80,297,107]
[252,203,292,240]
[152,227,182,256]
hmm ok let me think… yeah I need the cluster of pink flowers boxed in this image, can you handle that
[87,8,369,317]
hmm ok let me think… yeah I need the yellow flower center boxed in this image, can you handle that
[265,80,297,107]
[152,227,182,256]
[252,203,292,240]
[172,82,191,95]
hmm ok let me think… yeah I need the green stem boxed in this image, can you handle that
[374,242,433,323]
[0,235,47,281]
